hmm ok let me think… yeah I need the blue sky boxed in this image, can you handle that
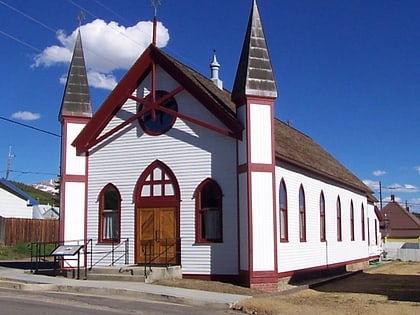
[0,0,419,212]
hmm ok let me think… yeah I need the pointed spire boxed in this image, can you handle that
[59,29,92,121]
[232,0,277,103]
[210,50,223,89]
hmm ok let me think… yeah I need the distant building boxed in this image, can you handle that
[0,178,42,219]
[381,195,420,261]
[59,0,382,291]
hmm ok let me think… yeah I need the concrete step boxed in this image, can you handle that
[85,265,182,283]
[87,273,146,282]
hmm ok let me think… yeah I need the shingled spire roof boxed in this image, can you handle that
[232,0,277,103]
[59,29,92,121]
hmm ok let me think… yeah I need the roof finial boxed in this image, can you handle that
[77,11,85,28]
[210,49,223,89]
[151,0,161,45]
[151,0,161,17]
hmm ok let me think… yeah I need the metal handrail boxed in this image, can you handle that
[141,238,179,277]
[87,238,129,269]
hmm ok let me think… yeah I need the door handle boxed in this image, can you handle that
[155,230,160,242]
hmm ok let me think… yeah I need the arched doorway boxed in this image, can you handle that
[134,160,180,265]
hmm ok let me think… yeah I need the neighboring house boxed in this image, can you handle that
[0,178,41,219]
[58,0,381,291]
[381,195,420,261]
[38,204,60,220]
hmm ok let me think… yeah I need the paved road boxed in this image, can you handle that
[0,287,238,315]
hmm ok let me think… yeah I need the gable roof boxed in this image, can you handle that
[72,44,243,154]
[381,199,420,238]
[274,120,375,199]
[0,178,39,206]
[232,0,277,103]
[70,2,373,201]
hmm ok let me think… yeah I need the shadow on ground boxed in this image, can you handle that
[313,272,420,303]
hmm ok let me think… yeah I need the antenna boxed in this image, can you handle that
[5,146,15,180]
[151,0,161,45]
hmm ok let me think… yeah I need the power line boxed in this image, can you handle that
[0,0,57,33]
[0,116,60,138]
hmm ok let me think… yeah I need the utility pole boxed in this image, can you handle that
[5,146,14,180]
[379,181,383,210]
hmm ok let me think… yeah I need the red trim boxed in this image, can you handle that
[73,45,243,154]
[59,118,89,245]
[134,160,181,264]
[237,163,273,173]
[269,101,278,273]
[83,155,89,267]
[194,178,223,243]
[279,179,288,242]
[151,48,243,137]
[97,183,122,243]
[241,96,278,279]
[61,174,86,182]
[277,256,370,278]
[73,48,154,153]
[152,16,157,46]
[183,273,240,284]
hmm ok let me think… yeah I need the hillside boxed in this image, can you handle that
[12,181,59,206]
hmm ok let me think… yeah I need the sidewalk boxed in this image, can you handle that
[0,266,250,307]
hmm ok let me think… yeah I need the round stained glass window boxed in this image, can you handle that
[138,90,178,135]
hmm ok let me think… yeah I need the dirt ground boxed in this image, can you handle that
[156,261,420,315]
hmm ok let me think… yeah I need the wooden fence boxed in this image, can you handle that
[0,216,59,246]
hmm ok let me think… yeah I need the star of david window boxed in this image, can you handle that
[138,90,178,135]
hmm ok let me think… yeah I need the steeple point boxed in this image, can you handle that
[232,0,277,103]
[58,29,92,121]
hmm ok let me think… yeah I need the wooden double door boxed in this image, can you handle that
[136,207,178,265]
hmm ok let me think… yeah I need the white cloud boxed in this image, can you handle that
[11,111,41,121]
[363,179,380,191]
[415,166,420,175]
[33,19,170,90]
[386,183,419,193]
[363,179,420,193]
[373,170,386,176]
[87,71,118,90]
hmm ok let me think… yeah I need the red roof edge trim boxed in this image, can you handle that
[72,46,154,153]
[151,47,243,137]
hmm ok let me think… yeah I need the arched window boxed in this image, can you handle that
[320,191,326,242]
[299,185,306,242]
[195,179,223,243]
[350,200,355,241]
[361,203,365,241]
[337,196,342,241]
[279,179,288,242]
[98,184,121,243]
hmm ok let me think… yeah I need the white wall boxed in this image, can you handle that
[275,161,371,273]
[0,189,32,218]
[86,68,238,275]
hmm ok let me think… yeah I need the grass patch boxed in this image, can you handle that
[0,243,32,260]
[0,243,56,260]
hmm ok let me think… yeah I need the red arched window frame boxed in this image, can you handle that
[135,160,180,208]
[98,183,121,243]
[279,179,288,242]
[350,200,355,241]
[195,178,223,243]
[337,196,342,241]
[361,203,366,241]
[299,185,306,242]
[320,191,326,242]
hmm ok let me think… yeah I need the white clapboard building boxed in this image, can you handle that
[58,0,382,291]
